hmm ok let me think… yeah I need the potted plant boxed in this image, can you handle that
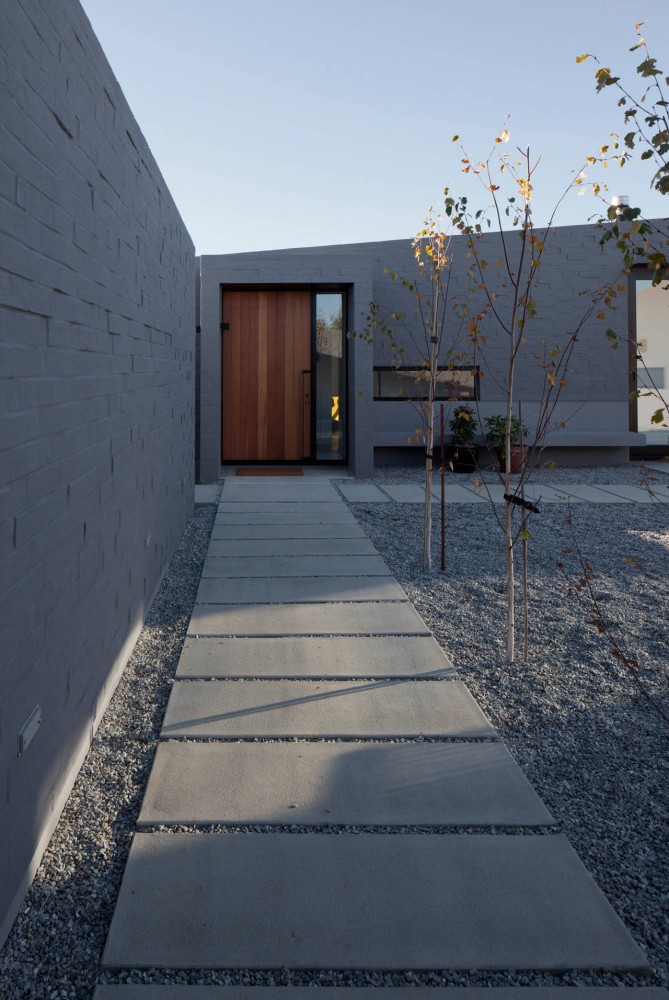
[448,404,479,473]
[484,414,529,473]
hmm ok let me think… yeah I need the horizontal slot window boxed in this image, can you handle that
[373,367,479,401]
[638,366,666,390]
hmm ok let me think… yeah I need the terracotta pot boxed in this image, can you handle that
[496,445,528,474]
[509,445,528,474]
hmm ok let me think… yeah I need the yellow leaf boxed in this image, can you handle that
[452,135,459,142]
[575,53,590,63]
[596,311,605,319]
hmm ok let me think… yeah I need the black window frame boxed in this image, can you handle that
[372,365,480,402]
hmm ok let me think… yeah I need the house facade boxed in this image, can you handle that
[197,226,663,481]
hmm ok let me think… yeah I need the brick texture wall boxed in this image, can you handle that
[369,228,630,400]
[0,0,195,943]
[368,229,636,448]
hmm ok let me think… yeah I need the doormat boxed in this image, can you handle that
[236,468,304,477]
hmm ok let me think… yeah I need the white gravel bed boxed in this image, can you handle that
[351,490,669,989]
[0,504,217,1000]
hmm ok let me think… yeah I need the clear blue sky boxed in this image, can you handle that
[80,0,669,255]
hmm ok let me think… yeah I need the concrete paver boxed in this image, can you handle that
[522,484,581,503]
[221,481,340,502]
[378,484,425,502]
[161,679,494,739]
[101,832,647,971]
[188,601,431,636]
[138,740,553,827]
[216,501,348,514]
[94,990,669,1000]
[195,576,407,604]
[176,635,455,678]
[589,483,657,502]
[644,460,669,475]
[93,983,669,1000]
[215,509,358,524]
[194,484,218,505]
[200,554,391,578]
[211,522,367,540]
[557,484,631,503]
[437,483,488,503]
[336,484,389,502]
[206,537,378,556]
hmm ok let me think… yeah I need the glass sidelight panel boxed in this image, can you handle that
[315,293,346,461]
[635,278,669,444]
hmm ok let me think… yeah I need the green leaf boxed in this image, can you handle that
[637,57,661,77]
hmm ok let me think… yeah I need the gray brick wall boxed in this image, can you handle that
[0,0,195,944]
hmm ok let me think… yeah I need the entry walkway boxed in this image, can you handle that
[98,477,657,996]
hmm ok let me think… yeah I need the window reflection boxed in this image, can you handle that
[315,293,346,461]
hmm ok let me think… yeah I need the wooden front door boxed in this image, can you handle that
[222,290,312,461]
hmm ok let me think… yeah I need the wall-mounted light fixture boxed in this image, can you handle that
[611,195,630,219]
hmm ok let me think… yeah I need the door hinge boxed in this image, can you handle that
[220,322,230,332]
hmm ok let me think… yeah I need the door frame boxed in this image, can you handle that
[219,284,349,465]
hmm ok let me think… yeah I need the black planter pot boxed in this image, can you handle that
[449,444,479,473]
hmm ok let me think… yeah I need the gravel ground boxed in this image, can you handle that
[1,468,668,995]
[0,503,217,1000]
[348,466,669,988]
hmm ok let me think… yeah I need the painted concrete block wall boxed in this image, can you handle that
[0,0,195,944]
[198,249,374,480]
[366,228,639,448]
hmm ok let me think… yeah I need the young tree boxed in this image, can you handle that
[443,129,618,661]
[361,216,463,571]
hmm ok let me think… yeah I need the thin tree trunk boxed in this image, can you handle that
[505,489,515,663]
[423,415,432,571]
[422,284,441,572]
[440,403,445,572]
